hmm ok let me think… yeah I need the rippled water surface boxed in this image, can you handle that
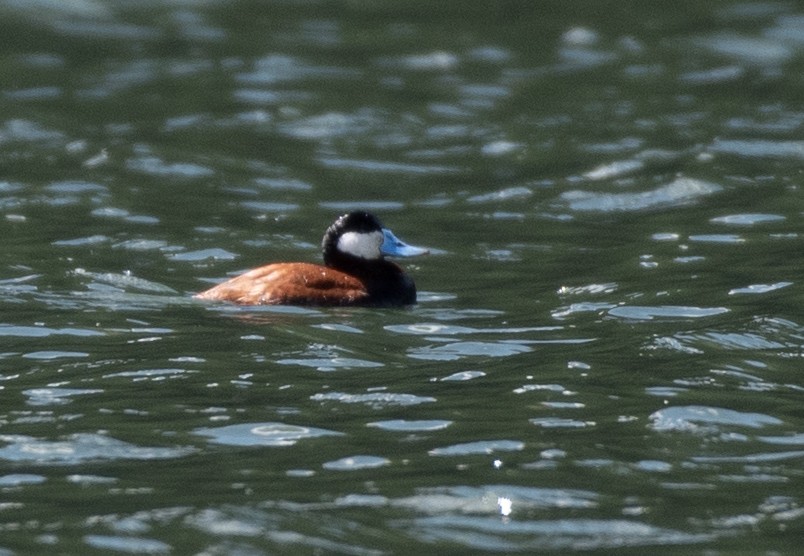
[1,1,803,553]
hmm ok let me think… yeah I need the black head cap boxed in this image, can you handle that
[330,211,383,236]
[322,211,384,258]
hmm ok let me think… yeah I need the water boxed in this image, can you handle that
[1,1,803,553]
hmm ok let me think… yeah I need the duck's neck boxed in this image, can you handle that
[324,251,416,305]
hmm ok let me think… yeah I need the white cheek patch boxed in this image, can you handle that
[337,231,383,259]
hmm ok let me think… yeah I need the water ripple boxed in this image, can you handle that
[404,515,712,551]
[317,156,461,175]
[693,33,793,65]
[0,324,105,338]
[237,54,361,86]
[439,370,486,382]
[649,406,783,432]
[560,177,722,212]
[608,306,729,321]
[429,440,524,456]
[0,473,46,486]
[688,234,745,244]
[710,213,786,226]
[310,392,436,408]
[530,418,595,429]
[692,451,804,464]
[407,341,532,361]
[386,323,555,335]
[0,433,194,464]
[367,420,452,432]
[728,282,792,295]
[196,423,343,447]
[74,269,178,294]
[126,155,214,178]
[84,535,170,555]
[396,484,598,513]
[276,356,383,372]
[323,455,391,471]
[709,139,804,159]
[23,387,102,406]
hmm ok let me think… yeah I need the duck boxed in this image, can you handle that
[194,211,428,307]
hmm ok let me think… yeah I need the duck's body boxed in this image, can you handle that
[194,211,427,307]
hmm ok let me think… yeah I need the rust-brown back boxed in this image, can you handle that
[194,262,369,306]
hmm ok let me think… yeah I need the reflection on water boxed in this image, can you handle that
[196,422,344,447]
[0,434,195,464]
[1,0,804,553]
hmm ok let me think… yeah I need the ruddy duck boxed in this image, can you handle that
[194,211,428,306]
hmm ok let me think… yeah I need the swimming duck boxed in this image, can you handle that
[194,211,428,306]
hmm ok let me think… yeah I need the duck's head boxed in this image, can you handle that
[322,211,429,265]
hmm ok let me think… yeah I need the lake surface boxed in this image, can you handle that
[1,1,803,553]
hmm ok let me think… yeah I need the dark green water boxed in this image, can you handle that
[1,1,803,553]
